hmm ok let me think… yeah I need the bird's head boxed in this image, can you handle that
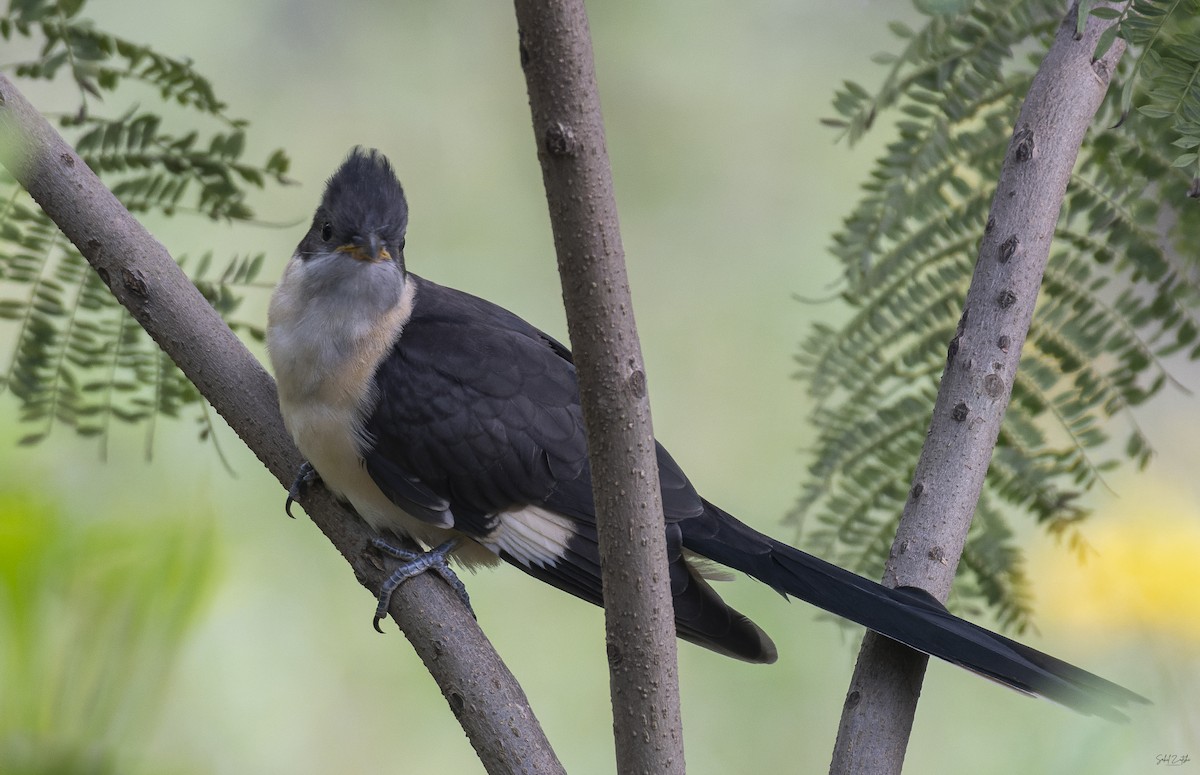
[297,147,409,269]
[277,147,412,318]
[267,148,415,394]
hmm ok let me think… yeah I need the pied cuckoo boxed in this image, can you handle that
[266,147,1145,719]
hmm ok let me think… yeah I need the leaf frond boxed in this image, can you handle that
[0,0,289,454]
[796,0,1200,628]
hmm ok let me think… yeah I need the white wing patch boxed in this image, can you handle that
[482,505,579,568]
[684,551,735,582]
[477,510,736,580]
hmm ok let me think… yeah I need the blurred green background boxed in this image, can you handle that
[2,1,1197,772]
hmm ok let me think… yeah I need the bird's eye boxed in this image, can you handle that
[320,222,333,241]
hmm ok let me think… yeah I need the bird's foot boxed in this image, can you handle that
[371,537,474,632]
[285,461,320,518]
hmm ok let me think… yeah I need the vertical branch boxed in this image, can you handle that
[828,5,1125,774]
[512,2,686,773]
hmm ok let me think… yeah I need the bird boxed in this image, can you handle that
[266,147,1146,720]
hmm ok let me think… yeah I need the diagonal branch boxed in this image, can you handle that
[827,5,1126,774]
[0,73,565,775]
[512,1,686,773]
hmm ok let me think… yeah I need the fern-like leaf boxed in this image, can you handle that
[796,0,1200,628]
[0,0,290,455]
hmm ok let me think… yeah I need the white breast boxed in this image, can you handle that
[267,259,437,536]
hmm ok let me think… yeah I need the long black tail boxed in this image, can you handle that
[681,500,1148,720]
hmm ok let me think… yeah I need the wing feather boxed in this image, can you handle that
[358,276,773,659]
[362,276,594,536]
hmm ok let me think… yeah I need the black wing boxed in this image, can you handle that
[361,275,772,660]
[364,274,705,529]
[359,276,1148,714]
[364,275,590,533]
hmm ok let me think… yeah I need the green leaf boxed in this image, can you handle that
[1086,6,1123,20]
[1137,104,1174,118]
[1093,24,1120,61]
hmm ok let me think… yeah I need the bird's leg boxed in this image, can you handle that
[371,537,474,632]
[285,461,320,518]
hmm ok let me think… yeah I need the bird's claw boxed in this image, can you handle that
[370,537,474,632]
[285,461,320,518]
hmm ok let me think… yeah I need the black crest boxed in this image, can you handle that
[319,147,409,244]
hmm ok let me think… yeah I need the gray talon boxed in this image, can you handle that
[371,538,473,631]
[285,461,319,519]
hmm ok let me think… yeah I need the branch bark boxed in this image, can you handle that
[0,73,564,775]
[828,5,1125,774]
[512,1,686,773]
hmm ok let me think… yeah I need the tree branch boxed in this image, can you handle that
[0,73,564,775]
[828,5,1125,774]
[512,1,686,773]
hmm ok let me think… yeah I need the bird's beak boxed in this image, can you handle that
[336,233,390,263]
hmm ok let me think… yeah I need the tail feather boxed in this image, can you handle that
[682,501,1148,720]
[670,557,778,663]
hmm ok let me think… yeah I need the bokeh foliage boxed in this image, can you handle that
[795,0,1200,630]
[0,490,217,774]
